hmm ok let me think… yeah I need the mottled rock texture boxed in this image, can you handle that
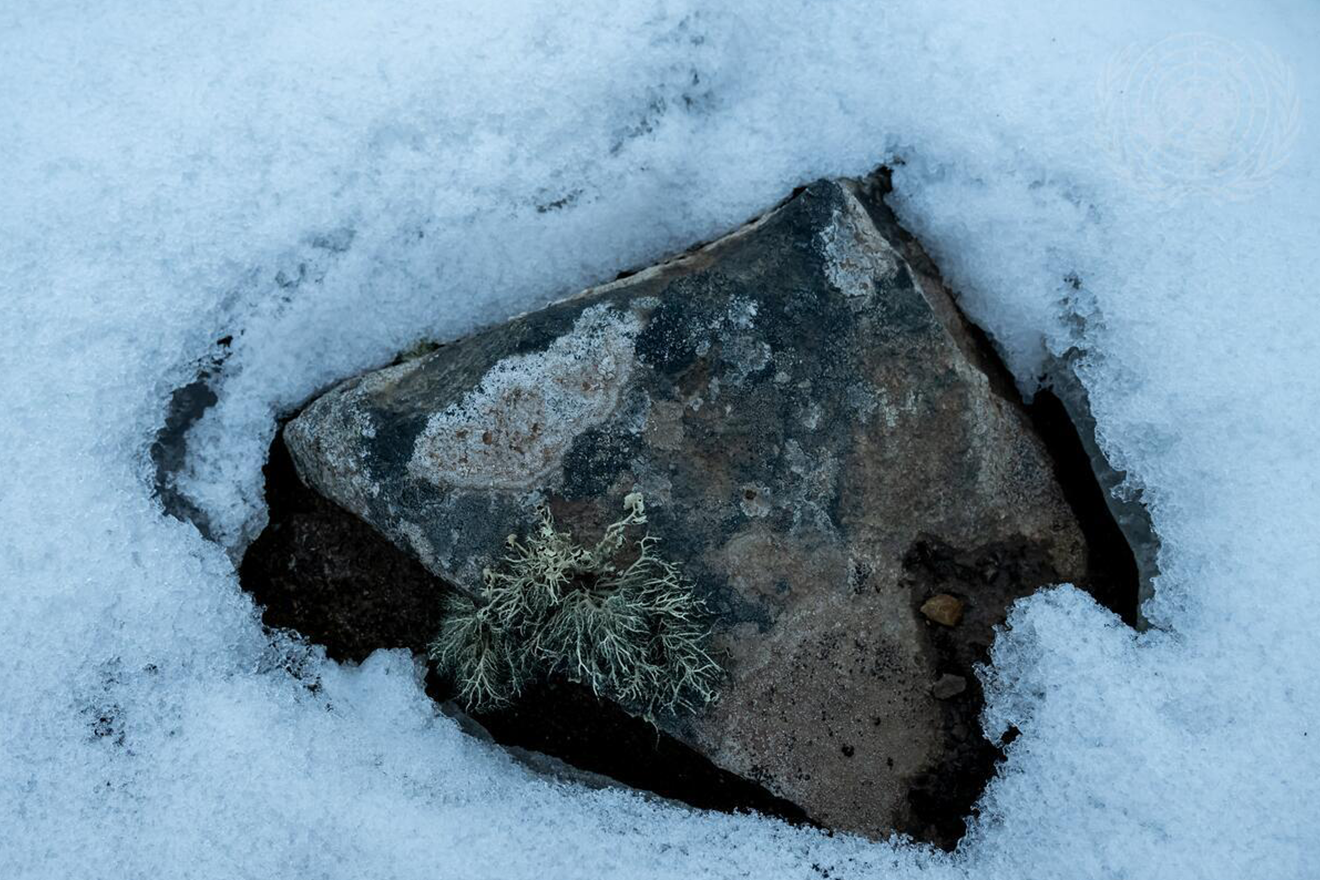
[284,176,1105,839]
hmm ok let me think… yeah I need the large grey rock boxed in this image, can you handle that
[285,177,1094,839]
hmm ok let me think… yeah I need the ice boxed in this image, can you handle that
[3,0,1318,877]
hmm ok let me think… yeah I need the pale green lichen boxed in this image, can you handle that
[428,493,720,718]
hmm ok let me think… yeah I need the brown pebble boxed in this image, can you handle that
[931,673,967,700]
[920,593,965,627]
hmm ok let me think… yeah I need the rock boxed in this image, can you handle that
[931,674,968,700]
[920,593,965,627]
[283,175,1106,840]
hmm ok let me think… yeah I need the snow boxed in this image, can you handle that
[2,1,1318,878]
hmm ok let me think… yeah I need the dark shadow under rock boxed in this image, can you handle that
[240,437,448,660]
[431,673,813,824]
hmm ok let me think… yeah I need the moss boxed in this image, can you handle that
[428,494,721,717]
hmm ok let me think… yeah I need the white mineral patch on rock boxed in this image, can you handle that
[408,305,641,490]
[819,188,901,302]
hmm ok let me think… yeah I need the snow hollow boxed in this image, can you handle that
[1,2,1317,878]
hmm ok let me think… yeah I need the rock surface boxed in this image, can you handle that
[284,175,1109,840]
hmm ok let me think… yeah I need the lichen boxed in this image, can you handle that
[408,305,641,490]
[428,494,721,718]
[818,188,900,303]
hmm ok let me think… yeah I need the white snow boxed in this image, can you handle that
[2,1,1317,878]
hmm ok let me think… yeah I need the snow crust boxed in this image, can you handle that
[2,1,1317,877]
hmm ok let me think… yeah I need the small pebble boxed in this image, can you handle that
[931,673,967,700]
[920,593,965,627]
